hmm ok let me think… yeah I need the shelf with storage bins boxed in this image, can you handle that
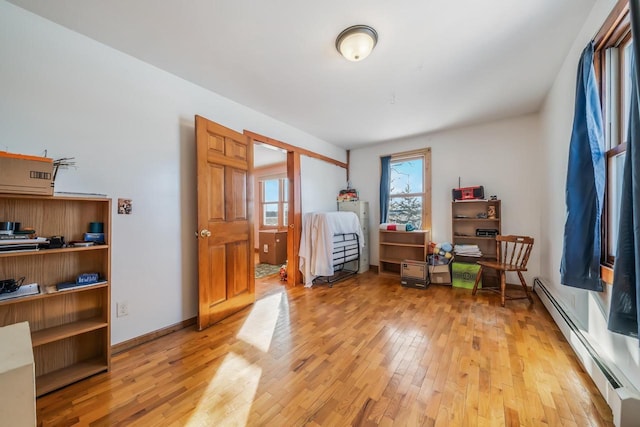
[0,194,111,396]
[379,229,430,276]
[451,199,501,286]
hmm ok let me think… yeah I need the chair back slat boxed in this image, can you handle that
[495,235,534,269]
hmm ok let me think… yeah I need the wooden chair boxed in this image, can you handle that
[472,235,534,307]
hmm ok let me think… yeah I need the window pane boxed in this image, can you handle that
[598,8,631,268]
[388,196,423,229]
[283,202,289,226]
[263,179,279,203]
[263,203,278,226]
[607,152,626,258]
[390,157,423,195]
[622,42,633,143]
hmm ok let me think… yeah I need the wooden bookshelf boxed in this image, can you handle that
[452,199,501,286]
[379,230,430,277]
[0,194,111,396]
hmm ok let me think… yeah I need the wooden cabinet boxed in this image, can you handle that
[0,194,111,396]
[259,230,287,265]
[451,199,501,286]
[378,230,429,276]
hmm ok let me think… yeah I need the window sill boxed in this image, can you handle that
[601,264,614,285]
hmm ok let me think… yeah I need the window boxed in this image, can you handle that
[259,177,288,229]
[386,149,431,230]
[595,1,631,265]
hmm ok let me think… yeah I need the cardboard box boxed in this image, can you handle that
[429,263,452,284]
[452,262,482,289]
[401,259,429,289]
[427,254,453,285]
[0,322,36,427]
[0,151,54,196]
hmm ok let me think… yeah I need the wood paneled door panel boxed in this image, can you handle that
[196,115,255,330]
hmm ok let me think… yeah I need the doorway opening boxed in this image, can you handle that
[253,142,288,296]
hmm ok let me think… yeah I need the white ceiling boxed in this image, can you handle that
[9,0,595,149]
[254,143,286,168]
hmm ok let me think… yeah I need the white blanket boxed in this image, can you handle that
[299,211,364,287]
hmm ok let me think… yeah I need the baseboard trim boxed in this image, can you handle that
[112,317,197,354]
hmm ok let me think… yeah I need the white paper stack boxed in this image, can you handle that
[454,244,483,257]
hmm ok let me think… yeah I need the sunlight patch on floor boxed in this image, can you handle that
[185,352,262,427]
[237,291,283,352]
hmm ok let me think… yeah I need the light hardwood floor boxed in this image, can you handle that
[37,272,613,426]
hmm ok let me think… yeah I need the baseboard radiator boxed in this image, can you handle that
[534,278,640,427]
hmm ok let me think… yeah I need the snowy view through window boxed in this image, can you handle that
[389,157,423,229]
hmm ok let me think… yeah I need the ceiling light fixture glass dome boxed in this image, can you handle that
[336,25,378,62]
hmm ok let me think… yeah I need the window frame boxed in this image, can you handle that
[594,0,630,278]
[384,148,432,231]
[259,176,288,230]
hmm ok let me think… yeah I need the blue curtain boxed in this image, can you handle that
[560,41,606,292]
[608,0,640,338]
[379,156,391,223]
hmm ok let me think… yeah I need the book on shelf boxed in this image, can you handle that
[0,244,39,253]
[56,280,107,292]
[0,237,48,253]
[0,237,47,244]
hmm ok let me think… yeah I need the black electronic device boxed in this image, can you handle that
[48,235,65,248]
[476,229,499,237]
[0,277,25,294]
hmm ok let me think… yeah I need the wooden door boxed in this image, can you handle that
[196,115,255,330]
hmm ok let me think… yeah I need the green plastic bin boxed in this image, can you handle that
[452,262,481,289]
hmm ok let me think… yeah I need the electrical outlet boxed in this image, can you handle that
[116,301,129,317]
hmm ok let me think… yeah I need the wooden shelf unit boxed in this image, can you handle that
[0,194,111,396]
[451,199,501,286]
[379,230,430,276]
[0,244,108,259]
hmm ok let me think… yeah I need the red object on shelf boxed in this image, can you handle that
[452,186,484,201]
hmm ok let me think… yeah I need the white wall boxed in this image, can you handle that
[349,114,542,284]
[300,155,347,213]
[540,0,640,389]
[0,1,345,345]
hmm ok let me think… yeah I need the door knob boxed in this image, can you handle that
[200,229,212,238]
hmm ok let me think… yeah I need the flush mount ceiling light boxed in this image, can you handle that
[336,25,378,62]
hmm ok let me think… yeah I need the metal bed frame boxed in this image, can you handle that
[312,233,360,287]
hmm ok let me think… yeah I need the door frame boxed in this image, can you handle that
[244,130,347,286]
